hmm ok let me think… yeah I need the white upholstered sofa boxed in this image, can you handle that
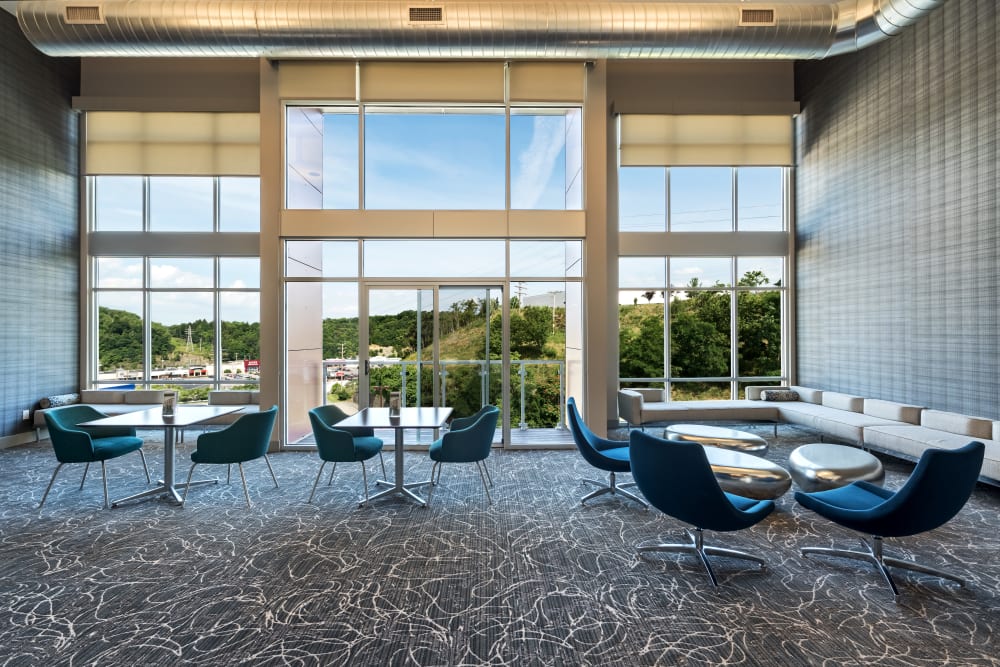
[617,385,1000,485]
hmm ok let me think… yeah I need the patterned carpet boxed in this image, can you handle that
[2,424,999,666]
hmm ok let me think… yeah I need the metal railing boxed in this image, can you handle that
[323,358,566,430]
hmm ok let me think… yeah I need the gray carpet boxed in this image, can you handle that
[2,424,999,666]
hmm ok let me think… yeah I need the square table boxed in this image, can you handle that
[337,407,452,506]
[81,405,245,506]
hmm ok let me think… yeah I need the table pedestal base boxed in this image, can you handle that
[113,478,218,507]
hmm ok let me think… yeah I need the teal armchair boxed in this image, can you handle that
[181,406,279,508]
[41,405,150,509]
[308,405,386,506]
[426,405,499,507]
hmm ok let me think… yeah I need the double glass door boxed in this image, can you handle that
[361,285,504,443]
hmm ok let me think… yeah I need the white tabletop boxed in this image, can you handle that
[337,407,452,430]
[80,405,245,428]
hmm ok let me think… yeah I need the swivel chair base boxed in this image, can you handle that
[581,470,647,509]
[638,527,766,586]
[802,535,966,601]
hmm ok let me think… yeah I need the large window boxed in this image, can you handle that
[619,256,785,400]
[89,176,261,397]
[285,106,582,211]
[618,166,785,232]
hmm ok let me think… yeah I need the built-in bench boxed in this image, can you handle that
[616,385,1000,485]
[33,389,261,439]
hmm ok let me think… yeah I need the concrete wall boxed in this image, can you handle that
[0,11,79,442]
[794,0,999,417]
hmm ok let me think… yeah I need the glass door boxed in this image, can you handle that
[362,284,503,443]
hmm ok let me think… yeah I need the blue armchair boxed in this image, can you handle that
[426,405,499,507]
[181,406,279,508]
[308,405,386,506]
[566,397,646,509]
[40,405,150,509]
[629,430,775,586]
[795,441,984,600]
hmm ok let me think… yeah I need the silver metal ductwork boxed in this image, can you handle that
[16,0,946,60]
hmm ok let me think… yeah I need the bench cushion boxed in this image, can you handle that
[863,398,923,425]
[920,409,993,439]
[80,390,126,404]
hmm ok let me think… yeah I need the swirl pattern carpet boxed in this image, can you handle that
[2,424,999,666]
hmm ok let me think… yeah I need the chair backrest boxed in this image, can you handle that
[308,404,375,437]
[864,441,985,538]
[449,404,494,432]
[629,429,765,532]
[197,405,278,463]
[43,405,104,462]
[566,397,625,470]
[440,405,498,462]
[308,406,356,461]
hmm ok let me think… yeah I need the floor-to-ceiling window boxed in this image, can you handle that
[89,175,261,399]
[616,114,793,401]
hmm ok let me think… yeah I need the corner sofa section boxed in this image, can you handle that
[616,385,1000,485]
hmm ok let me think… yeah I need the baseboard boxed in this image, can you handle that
[0,430,39,450]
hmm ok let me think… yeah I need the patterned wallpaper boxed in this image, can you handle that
[794,0,999,417]
[0,12,79,438]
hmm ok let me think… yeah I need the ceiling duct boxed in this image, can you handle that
[16,0,947,60]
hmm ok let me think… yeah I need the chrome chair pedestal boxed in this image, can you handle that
[638,528,766,587]
[802,536,966,601]
[581,471,647,509]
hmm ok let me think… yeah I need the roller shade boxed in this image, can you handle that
[619,115,792,166]
[86,112,260,175]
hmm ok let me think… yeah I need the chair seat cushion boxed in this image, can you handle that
[91,436,144,461]
[354,436,384,460]
[794,480,894,515]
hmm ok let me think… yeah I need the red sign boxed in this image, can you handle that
[244,359,260,372]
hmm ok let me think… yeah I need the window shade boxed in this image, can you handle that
[86,112,260,175]
[619,115,792,166]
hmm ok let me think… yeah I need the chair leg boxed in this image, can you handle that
[226,464,231,485]
[425,462,439,507]
[137,449,151,483]
[79,462,90,490]
[308,461,326,504]
[360,461,370,507]
[482,457,494,488]
[476,461,493,505]
[378,451,387,479]
[638,528,765,587]
[238,463,252,508]
[180,463,198,507]
[328,461,338,486]
[100,461,110,509]
[263,455,279,488]
[38,463,64,509]
[801,535,966,601]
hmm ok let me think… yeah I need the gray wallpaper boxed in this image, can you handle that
[794,0,999,418]
[0,12,79,438]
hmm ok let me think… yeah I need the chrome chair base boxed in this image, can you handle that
[39,449,151,510]
[637,528,766,587]
[801,536,966,601]
[309,460,373,506]
[580,471,647,509]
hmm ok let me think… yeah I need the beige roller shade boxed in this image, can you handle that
[619,115,792,166]
[509,62,585,102]
[86,112,260,175]
[278,61,357,99]
[360,62,504,102]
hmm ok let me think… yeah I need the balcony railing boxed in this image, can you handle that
[323,358,566,430]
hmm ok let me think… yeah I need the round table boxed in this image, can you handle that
[665,423,769,455]
[788,442,885,493]
[703,446,792,500]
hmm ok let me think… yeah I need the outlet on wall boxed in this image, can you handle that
[22,409,30,421]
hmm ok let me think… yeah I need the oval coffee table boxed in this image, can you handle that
[702,446,791,500]
[788,442,885,493]
[665,423,768,455]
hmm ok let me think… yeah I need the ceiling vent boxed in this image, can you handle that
[63,5,104,25]
[739,8,776,27]
[408,6,444,24]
